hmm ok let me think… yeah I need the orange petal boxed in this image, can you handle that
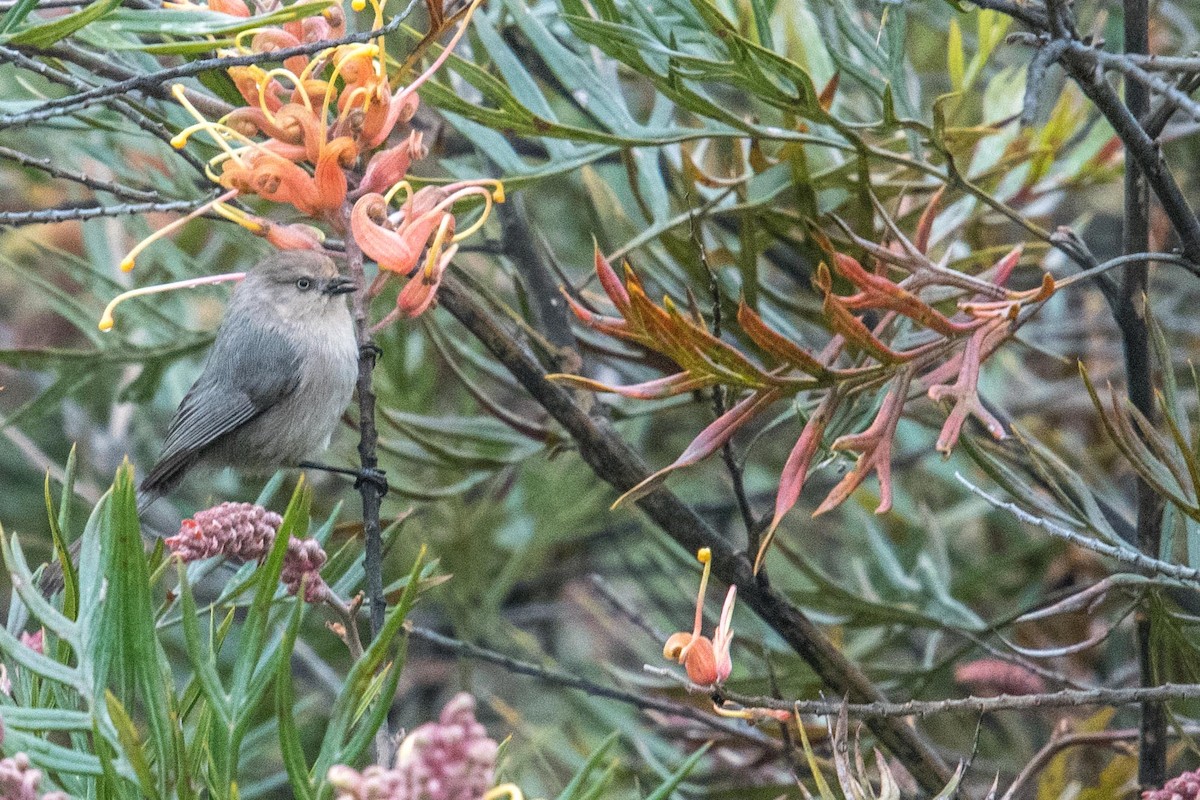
[683,637,718,685]
[663,631,693,661]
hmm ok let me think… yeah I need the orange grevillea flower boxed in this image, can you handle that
[662,548,736,686]
[122,0,482,272]
[350,179,504,322]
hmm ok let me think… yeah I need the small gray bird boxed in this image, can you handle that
[138,250,359,509]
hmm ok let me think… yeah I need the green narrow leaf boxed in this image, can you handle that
[275,598,315,800]
[105,691,160,799]
[8,0,122,47]
[82,462,175,796]
[314,546,427,778]
[176,563,233,731]
[553,732,620,800]
[644,742,711,800]
[0,0,39,35]
[947,18,965,91]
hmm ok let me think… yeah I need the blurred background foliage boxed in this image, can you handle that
[2,0,1200,795]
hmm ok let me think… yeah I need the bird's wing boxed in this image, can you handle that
[140,325,301,495]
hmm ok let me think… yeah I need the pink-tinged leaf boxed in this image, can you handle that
[927,321,1008,454]
[833,253,973,336]
[546,372,714,399]
[737,300,829,377]
[814,371,913,516]
[986,244,1024,289]
[755,393,838,573]
[613,388,782,508]
[817,263,907,364]
[562,291,632,339]
[914,185,946,255]
[594,247,631,314]
[662,297,775,388]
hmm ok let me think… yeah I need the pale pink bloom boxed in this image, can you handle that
[166,502,282,562]
[1144,768,1200,800]
[328,693,498,800]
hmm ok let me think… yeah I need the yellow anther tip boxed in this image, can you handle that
[492,184,506,203]
[697,547,712,564]
[350,0,365,10]
[119,257,135,272]
[169,136,187,149]
[98,318,114,332]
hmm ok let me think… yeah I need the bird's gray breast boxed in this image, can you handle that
[205,303,357,471]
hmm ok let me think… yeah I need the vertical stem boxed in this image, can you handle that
[1121,0,1166,787]
[342,204,386,638]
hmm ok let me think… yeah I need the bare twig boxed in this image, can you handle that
[0,198,211,226]
[324,592,365,661]
[712,681,1200,718]
[340,205,386,639]
[0,1,419,128]
[0,145,161,203]
[405,623,779,746]
[688,204,759,546]
[0,46,212,176]
[1119,0,1167,784]
[955,473,1200,587]
[1001,728,1137,800]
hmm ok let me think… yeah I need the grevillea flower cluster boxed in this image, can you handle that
[327,693,499,800]
[552,191,1057,571]
[1144,769,1200,800]
[0,718,69,800]
[166,501,328,602]
[101,0,503,333]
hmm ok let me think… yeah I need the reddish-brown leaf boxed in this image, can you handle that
[613,388,782,508]
[737,300,829,377]
[755,392,838,573]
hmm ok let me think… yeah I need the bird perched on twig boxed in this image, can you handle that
[138,250,361,510]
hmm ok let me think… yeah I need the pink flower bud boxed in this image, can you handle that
[166,502,282,563]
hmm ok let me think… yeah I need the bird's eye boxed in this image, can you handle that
[295,278,312,291]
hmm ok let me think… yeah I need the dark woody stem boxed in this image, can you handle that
[340,203,386,638]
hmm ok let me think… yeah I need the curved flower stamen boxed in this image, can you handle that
[259,67,314,119]
[172,84,249,167]
[100,272,245,331]
[120,190,238,272]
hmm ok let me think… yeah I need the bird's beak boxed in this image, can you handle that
[323,276,356,296]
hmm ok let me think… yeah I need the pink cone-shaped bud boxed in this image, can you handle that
[166,502,282,562]
[281,537,329,603]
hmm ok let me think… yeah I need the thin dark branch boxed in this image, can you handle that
[341,205,386,639]
[688,204,758,544]
[0,145,161,203]
[405,623,779,747]
[711,681,1200,718]
[1000,729,1146,800]
[434,275,955,794]
[1054,251,1199,287]
[42,41,232,120]
[1120,0,1168,786]
[956,474,1200,587]
[0,198,209,226]
[0,45,212,176]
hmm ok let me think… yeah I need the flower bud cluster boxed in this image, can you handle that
[1144,769,1200,800]
[328,693,498,800]
[166,501,281,561]
[167,502,329,603]
[0,719,69,800]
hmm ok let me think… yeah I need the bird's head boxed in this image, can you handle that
[241,251,356,321]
